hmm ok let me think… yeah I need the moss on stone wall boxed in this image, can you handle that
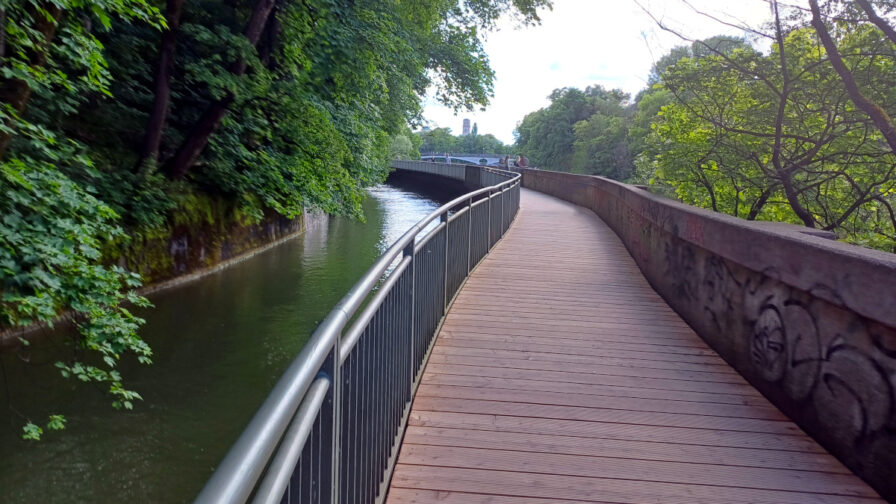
[105,193,304,285]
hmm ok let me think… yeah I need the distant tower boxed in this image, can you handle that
[462,118,471,136]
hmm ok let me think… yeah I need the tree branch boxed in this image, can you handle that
[854,0,896,47]
[162,0,277,179]
[134,0,185,173]
[809,0,896,154]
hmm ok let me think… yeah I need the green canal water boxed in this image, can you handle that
[0,178,459,502]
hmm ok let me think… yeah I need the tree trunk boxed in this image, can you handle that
[258,2,282,68]
[809,0,896,154]
[134,0,185,173]
[162,0,277,179]
[780,172,816,227]
[747,186,774,220]
[0,9,6,61]
[0,5,62,159]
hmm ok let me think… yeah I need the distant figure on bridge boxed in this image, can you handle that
[502,155,511,168]
[516,155,529,168]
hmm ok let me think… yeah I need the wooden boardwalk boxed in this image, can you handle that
[386,189,883,503]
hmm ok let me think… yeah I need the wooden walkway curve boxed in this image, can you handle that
[386,189,883,503]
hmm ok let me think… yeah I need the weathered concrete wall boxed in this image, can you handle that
[521,168,896,500]
[391,160,467,183]
[390,159,514,192]
[386,168,470,198]
[119,210,325,288]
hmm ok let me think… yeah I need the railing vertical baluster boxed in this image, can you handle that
[500,188,505,238]
[301,424,311,502]
[363,324,372,502]
[343,352,355,504]
[375,295,384,497]
[404,240,415,384]
[328,344,339,504]
[486,190,492,251]
[376,304,385,496]
[315,412,321,504]
[441,214,449,313]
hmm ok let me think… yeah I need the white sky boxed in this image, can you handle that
[420,0,775,144]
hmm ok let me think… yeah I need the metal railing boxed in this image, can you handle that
[195,163,521,504]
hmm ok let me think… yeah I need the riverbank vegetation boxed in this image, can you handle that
[0,0,551,438]
[516,1,896,252]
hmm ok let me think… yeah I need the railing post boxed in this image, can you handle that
[320,344,338,504]
[500,187,505,237]
[403,241,415,385]
[466,197,473,274]
[486,189,492,250]
[441,213,449,312]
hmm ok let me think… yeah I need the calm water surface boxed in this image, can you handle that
[0,180,458,502]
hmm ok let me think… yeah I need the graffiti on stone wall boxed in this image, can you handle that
[660,232,896,447]
[745,287,895,444]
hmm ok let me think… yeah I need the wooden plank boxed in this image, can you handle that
[423,362,761,396]
[443,314,701,338]
[402,426,850,473]
[436,331,729,364]
[397,445,877,497]
[451,297,682,314]
[386,189,882,502]
[430,345,739,374]
[425,353,747,384]
[414,383,786,420]
[420,373,773,407]
[387,488,585,504]
[448,305,690,324]
[389,466,879,504]
[410,396,801,435]
[437,335,735,366]
[437,332,723,357]
[408,411,825,453]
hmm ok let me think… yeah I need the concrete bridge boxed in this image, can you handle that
[195,161,896,503]
[419,153,506,166]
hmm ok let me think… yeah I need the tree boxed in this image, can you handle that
[133,0,185,172]
[808,0,896,153]
[0,0,163,439]
[418,128,459,153]
[628,87,673,183]
[416,127,509,155]
[515,85,632,177]
[390,129,421,160]
[1,0,554,437]
[647,36,750,84]
[636,2,896,249]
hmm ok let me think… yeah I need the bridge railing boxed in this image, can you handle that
[194,163,521,504]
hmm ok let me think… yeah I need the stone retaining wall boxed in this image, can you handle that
[118,209,326,289]
[521,168,896,500]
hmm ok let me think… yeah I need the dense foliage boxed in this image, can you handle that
[1,0,551,437]
[417,125,511,155]
[515,1,896,251]
[516,85,634,179]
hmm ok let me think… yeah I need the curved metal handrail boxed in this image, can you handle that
[195,164,520,504]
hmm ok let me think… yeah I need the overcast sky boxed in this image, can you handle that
[420,0,775,144]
